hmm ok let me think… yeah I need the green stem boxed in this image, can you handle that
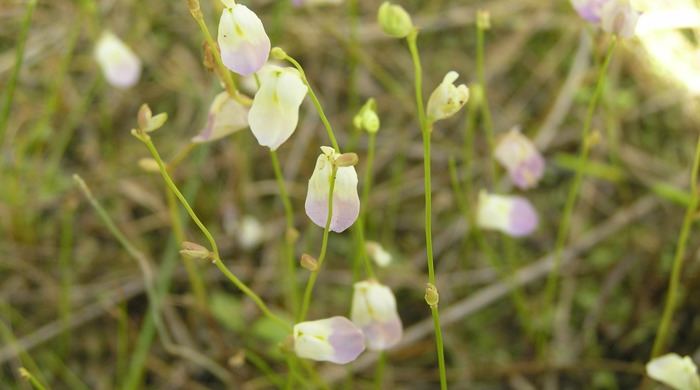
[0,0,36,147]
[298,167,338,322]
[356,131,377,278]
[374,351,387,390]
[650,132,700,358]
[139,135,291,332]
[541,38,617,354]
[18,368,49,390]
[270,149,300,315]
[282,54,341,152]
[447,159,534,339]
[476,22,498,184]
[407,30,447,390]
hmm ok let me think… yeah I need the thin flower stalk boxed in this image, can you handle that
[406,29,448,390]
[277,51,341,152]
[541,38,617,354]
[298,167,338,322]
[650,132,700,359]
[475,17,498,184]
[137,134,291,333]
[270,149,300,315]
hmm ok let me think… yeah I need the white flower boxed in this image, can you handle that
[351,280,402,351]
[305,147,360,233]
[476,190,538,237]
[248,66,308,150]
[192,92,249,143]
[94,31,141,89]
[217,1,270,76]
[646,353,700,390]
[365,241,392,267]
[601,0,641,38]
[494,127,545,190]
[293,316,366,364]
[426,71,469,125]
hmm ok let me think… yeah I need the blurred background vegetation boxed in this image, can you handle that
[1,0,700,388]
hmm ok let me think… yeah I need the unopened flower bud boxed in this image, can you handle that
[335,153,359,168]
[353,98,380,133]
[138,158,160,173]
[300,253,318,271]
[425,283,439,308]
[286,227,300,244]
[271,47,287,60]
[137,104,152,130]
[476,9,491,30]
[180,241,211,259]
[378,2,414,38]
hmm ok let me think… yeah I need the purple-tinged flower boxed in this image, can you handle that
[248,65,308,150]
[94,31,141,89]
[217,0,270,76]
[476,191,538,237]
[351,280,402,351]
[292,0,343,7]
[570,0,611,23]
[494,127,545,190]
[293,316,366,364]
[192,92,249,143]
[646,353,700,390]
[601,0,641,38]
[305,147,360,233]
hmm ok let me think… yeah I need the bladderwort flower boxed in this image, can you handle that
[426,71,470,126]
[600,0,641,38]
[365,241,392,268]
[293,316,366,364]
[476,190,538,237]
[646,353,700,390]
[192,92,249,143]
[94,31,141,89]
[570,0,640,38]
[217,0,270,76]
[351,280,402,350]
[494,127,545,190]
[248,65,308,150]
[570,0,610,23]
[305,147,360,233]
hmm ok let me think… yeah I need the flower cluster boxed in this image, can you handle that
[570,0,641,38]
[293,280,403,364]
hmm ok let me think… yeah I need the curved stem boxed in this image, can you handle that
[298,167,338,322]
[650,132,700,358]
[282,54,341,152]
[270,149,300,315]
[140,135,291,332]
[541,38,617,355]
[407,30,447,390]
[357,131,377,278]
